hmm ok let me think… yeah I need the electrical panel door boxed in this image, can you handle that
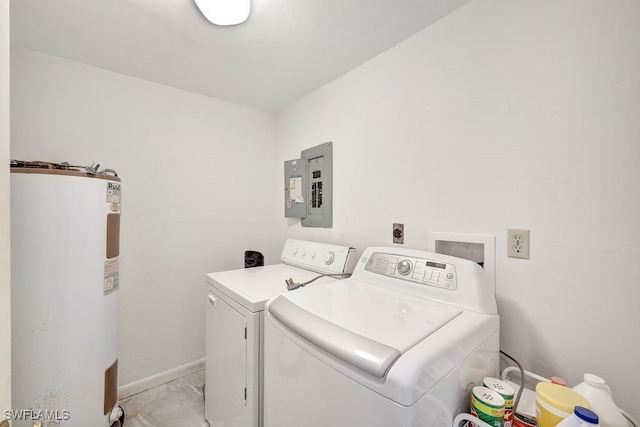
[284,159,307,219]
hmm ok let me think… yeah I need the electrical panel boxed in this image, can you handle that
[283,142,333,228]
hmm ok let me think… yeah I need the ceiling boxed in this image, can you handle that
[11,0,472,111]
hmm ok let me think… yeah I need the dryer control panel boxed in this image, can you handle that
[281,239,358,275]
[364,252,457,290]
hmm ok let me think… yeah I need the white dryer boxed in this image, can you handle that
[263,246,500,427]
[205,239,357,427]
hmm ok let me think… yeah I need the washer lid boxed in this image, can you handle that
[267,279,462,378]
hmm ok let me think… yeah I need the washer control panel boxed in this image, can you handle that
[364,252,457,290]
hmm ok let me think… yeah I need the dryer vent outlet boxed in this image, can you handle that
[393,223,404,244]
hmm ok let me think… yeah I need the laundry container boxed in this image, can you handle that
[536,382,590,427]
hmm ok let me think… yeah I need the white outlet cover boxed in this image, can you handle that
[507,228,530,259]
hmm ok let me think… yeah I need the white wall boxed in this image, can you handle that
[10,47,280,385]
[0,0,11,416]
[275,0,640,418]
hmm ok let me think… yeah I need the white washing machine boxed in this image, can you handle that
[263,246,500,427]
[205,239,357,427]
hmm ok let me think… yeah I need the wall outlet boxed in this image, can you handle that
[393,223,404,244]
[507,228,530,259]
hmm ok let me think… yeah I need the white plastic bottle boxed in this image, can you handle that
[572,374,629,427]
[557,406,600,427]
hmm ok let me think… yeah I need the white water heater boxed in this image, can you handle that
[10,162,124,427]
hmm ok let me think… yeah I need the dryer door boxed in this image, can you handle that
[205,290,248,424]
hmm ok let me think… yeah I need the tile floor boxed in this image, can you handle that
[120,369,207,427]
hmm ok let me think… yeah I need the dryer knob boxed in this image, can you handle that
[397,260,412,275]
[325,251,335,265]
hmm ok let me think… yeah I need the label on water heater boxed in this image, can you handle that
[104,258,120,295]
[106,182,121,204]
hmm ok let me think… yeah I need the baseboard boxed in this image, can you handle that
[119,358,205,399]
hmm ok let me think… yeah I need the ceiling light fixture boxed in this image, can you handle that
[194,0,250,26]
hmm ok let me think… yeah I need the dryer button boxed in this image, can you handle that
[325,251,335,265]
